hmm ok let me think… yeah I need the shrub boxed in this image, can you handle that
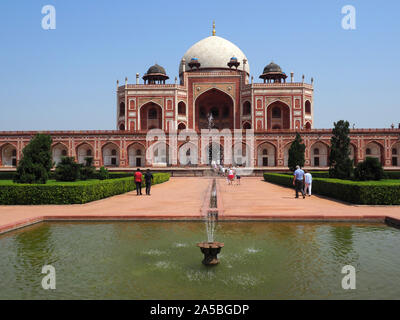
[263,172,400,205]
[54,157,81,182]
[14,134,53,184]
[288,132,305,171]
[385,171,400,179]
[0,173,170,205]
[80,157,96,180]
[98,166,110,180]
[354,157,384,181]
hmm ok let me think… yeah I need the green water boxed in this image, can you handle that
[0,221,399,299]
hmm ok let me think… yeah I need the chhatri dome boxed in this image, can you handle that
[179,22,250,75]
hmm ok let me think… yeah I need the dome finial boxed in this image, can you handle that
[212,21,216,36]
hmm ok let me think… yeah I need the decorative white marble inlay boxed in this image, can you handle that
[256,111,263,116]
[165,112,174,117]
[128,112,136,117]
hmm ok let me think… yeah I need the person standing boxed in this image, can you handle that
[144,169,154,195]
[235,167,241,185]
[304,170,312,197]
[227,167,234,185]
[292,165,305,199]
[134,168,143,195]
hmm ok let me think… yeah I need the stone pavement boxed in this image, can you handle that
[1,177,400,234]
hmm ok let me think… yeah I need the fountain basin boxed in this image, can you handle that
[197,241,224,265]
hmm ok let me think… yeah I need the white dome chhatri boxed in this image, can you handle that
[179,35,250,75]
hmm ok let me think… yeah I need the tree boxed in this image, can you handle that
[80,157,95,180]
[14,133,53,184]
[354,157,384,181]
[288,132,305,171]
[54,157,80,181]
[329,120,354,179]
[98,166,109,180]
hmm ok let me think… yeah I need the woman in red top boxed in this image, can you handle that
[134,168,143,195]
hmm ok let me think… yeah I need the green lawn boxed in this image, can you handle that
[0,179,104,186]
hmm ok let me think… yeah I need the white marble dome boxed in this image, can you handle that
[179,35,250,75]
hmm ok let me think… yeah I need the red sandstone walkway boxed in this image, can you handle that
[218,177,400,220]
[1,177,400,234]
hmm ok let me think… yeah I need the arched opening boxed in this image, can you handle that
[102,143,119,167]
[128,143,145,167]
[204,142,223,165]
[365,142,383,164]
[178,102,186,116]
[1,144,17,167]
[305,122,311,130]
[243,101,251,116]
[195,88,234,130]
[267,101,290,130]
[119,123,125,131]
[311,142,329,167]
[257,143,276,167]
[305,100,311,114]
[119,102,125,116]
[140,102,162,130]
[150,142,169,166]
[52,143,68,166]
[76,143,94,165]
[178,142,198,166]
[178,122,186,131]
[392,142,400,166]
[233,143,250,166]
[243,122,251,130]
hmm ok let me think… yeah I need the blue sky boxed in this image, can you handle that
[0,0,399,130]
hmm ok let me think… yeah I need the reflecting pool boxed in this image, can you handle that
[1,221,399,299]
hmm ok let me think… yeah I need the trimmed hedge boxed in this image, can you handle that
[0,173,170,205]
[263,173,400,205]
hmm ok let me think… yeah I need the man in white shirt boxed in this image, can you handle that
[304,170,312,197]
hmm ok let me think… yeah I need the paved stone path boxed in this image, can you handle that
[218,177,400,220]
[1,177,400,234]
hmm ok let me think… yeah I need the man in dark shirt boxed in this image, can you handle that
[144,169,154,195]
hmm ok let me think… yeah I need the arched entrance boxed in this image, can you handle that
[257,142,276,167]
[52,143,68,166]
[128,143,145,167]
[178,142,198,166]
[392,142,400,166]
[267,101,290,130]
[140,102,162,130]
[311,142,329,167]
[204,142,223,165]
[76,143,93,165]
[1,144,17,167]
[195,89,234,130]
[102,143,119,167]
[365,142,383,164]
[233,143,251,166]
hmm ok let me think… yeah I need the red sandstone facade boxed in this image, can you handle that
[1,33,400,171]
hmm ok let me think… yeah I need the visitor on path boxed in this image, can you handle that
[304,170,312,197]
[293,165,305,199]
[134,168,143,195]
[235,167,241,185]
[227,167,234,185]
[144,169,154,195]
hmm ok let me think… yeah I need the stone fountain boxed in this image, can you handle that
[197,179,224,265]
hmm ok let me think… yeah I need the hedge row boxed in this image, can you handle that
[263,173,400,205]
[0,171,151,180]
[0,173,170,205]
